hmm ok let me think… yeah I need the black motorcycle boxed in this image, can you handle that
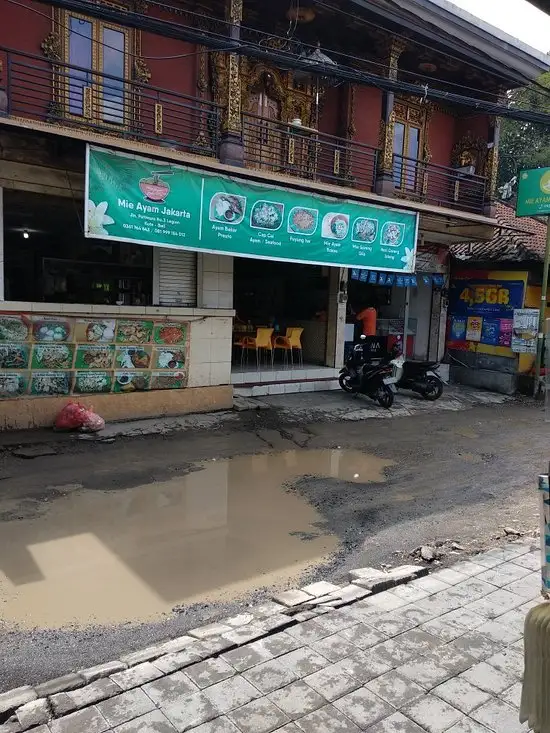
[390,351,444,400]
[339,339,397,408]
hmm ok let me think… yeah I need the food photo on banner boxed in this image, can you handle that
[447,277,524,352]
[85,146,419,273]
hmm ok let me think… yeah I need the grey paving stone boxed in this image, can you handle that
[447,578,496,603]
[251,633,300,659]
[294,704,362,733]
[330,649,392,684]
[268,680,326,719]
[303,665,360,702]
[373,611,420,637]
[273,726,301,733]
[312,610,358,634]
[285,620,332,645]
[490,608,525,635]
[242,659,298,694]
[49,692,77,717]
[439,609,486,632]
[222,644,273,673]
[391,603,443,627]
[471,699,529,732]
[197,639,236,657]
[504,574,540,600]
[511,553,541,572]
[185,659,236,690]
[35,674,85,697]
[450,631,504,661]
[409,577,451,595]
[277,648,329,677]
[445,720,492,733]
[0,717,24,733]
[310,633,358,662]
[413,594,463,618]
[97,688,155,728]
[397,657,452,690]
[162,691,220,732]
[333,688,394,729]
[450,562,487,578]
[121,646,168,667]
[404,695,464,733]
[420,616,471,643]
[430,569,469,586]
[153,650,202,675]
[363,592,408,612]
[374,629,442,669]
[142,671,199,707]
[500,681,522,709]
[366,671,425,708]
[421,645,476,677]
[114,709,177,732]
[468,552,503,570]
[50,706,110,733]
[111,663,163,691]
[432,678,491,714]
[228,698,290,733]
[15,698,50,728]
[189,623,233,639]
[80,662,126,684]
[388,584,430,604]
[365,712,428,733]
[67,678,122,708]
[485,648,524,679]
[191,717,240,733]
[248,602,287,619]
[302,581,341,597]
[476,564,531,588]
[461,662,516,694]
[474,620,522,645]
[0,687,37,716]
[203,677,262,715]
[223,625,267,647]
[273,590,313,608]
[158,636,196,655]
[464,589,525,619]
[337,623,387,649]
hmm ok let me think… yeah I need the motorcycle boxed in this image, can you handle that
[389,350,444,401]
[339,337,397,408]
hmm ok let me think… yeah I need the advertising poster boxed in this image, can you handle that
[447,277,525,353]
[85,146,419,273]
[512,308,539,353]
[0,313,189,399]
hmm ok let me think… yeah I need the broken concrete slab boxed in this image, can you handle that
[272,590,314,608]
[0,687,37,716]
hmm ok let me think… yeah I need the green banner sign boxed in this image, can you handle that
[85,146,418,272]
[516,167,550,217]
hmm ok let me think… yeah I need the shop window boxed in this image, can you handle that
[62,13,130,126]
[392,102,425,192]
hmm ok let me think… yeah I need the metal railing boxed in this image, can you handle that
[0,47,221,156]
[242,112,378,192]
[392,154,487,214]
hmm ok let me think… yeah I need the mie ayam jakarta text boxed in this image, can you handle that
[118,198,191,220]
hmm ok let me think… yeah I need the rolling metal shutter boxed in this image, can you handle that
[155,248,197,307]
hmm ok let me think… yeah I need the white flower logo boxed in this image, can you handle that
[401,247,415,271]
[87,200,115,236]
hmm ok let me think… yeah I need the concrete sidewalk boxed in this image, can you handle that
[1,541,538,733]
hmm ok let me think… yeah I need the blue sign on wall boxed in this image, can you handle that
[449,280,524,317]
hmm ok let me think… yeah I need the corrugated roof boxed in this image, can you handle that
[451,202,548,263]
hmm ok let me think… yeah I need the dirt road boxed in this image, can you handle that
[0,398,544,690]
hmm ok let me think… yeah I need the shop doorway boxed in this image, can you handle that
[232,257,332,378]
[3,190,153,306]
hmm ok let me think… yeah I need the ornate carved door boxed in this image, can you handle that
[244,88,284,171]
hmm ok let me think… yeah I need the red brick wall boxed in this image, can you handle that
[427,109,455,167]
[353,85,383,147]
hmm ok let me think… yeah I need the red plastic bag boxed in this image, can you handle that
[54,402,88,431]
[80,409,105,433]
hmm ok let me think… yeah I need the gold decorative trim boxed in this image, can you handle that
[41,32,62,61]
[154,103,163,134]
[134,57,151,84]
[451,133,487,175]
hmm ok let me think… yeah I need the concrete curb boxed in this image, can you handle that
[0,564,429,731]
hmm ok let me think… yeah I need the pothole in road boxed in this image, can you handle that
[0,449,392,629]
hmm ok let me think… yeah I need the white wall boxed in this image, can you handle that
[409,280,433,360]
[198,253,234,309]
[188,314,233,388]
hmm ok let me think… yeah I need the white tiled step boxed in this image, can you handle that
[234,380,340,397]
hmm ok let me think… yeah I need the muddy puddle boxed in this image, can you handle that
[0,449,391,629]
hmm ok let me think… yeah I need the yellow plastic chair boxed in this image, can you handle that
[273,327,304,367]
[242,327,274,368]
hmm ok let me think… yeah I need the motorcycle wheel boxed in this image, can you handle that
[339,372,357,394]
[377,385,394,408]
[424,377,443,401]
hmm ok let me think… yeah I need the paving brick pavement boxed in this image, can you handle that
[3,542,540,733]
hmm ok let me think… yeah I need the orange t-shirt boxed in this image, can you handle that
[356,307,377,336]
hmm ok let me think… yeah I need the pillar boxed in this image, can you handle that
[325,267,347,368]
[375,39,405,196]
[0,187,4,301]
[219,0,244,167]
[484,114,501,217]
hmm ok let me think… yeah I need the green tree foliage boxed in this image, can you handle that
[498,71,550,187]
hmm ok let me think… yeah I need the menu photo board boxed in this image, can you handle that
[0,313,189,399]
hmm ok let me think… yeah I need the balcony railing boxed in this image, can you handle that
[0,47,221,157]
[242,112,378,193]
[393,154,487,214]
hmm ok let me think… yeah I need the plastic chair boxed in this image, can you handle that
[273,327,304,367]
[242,327,274,368]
